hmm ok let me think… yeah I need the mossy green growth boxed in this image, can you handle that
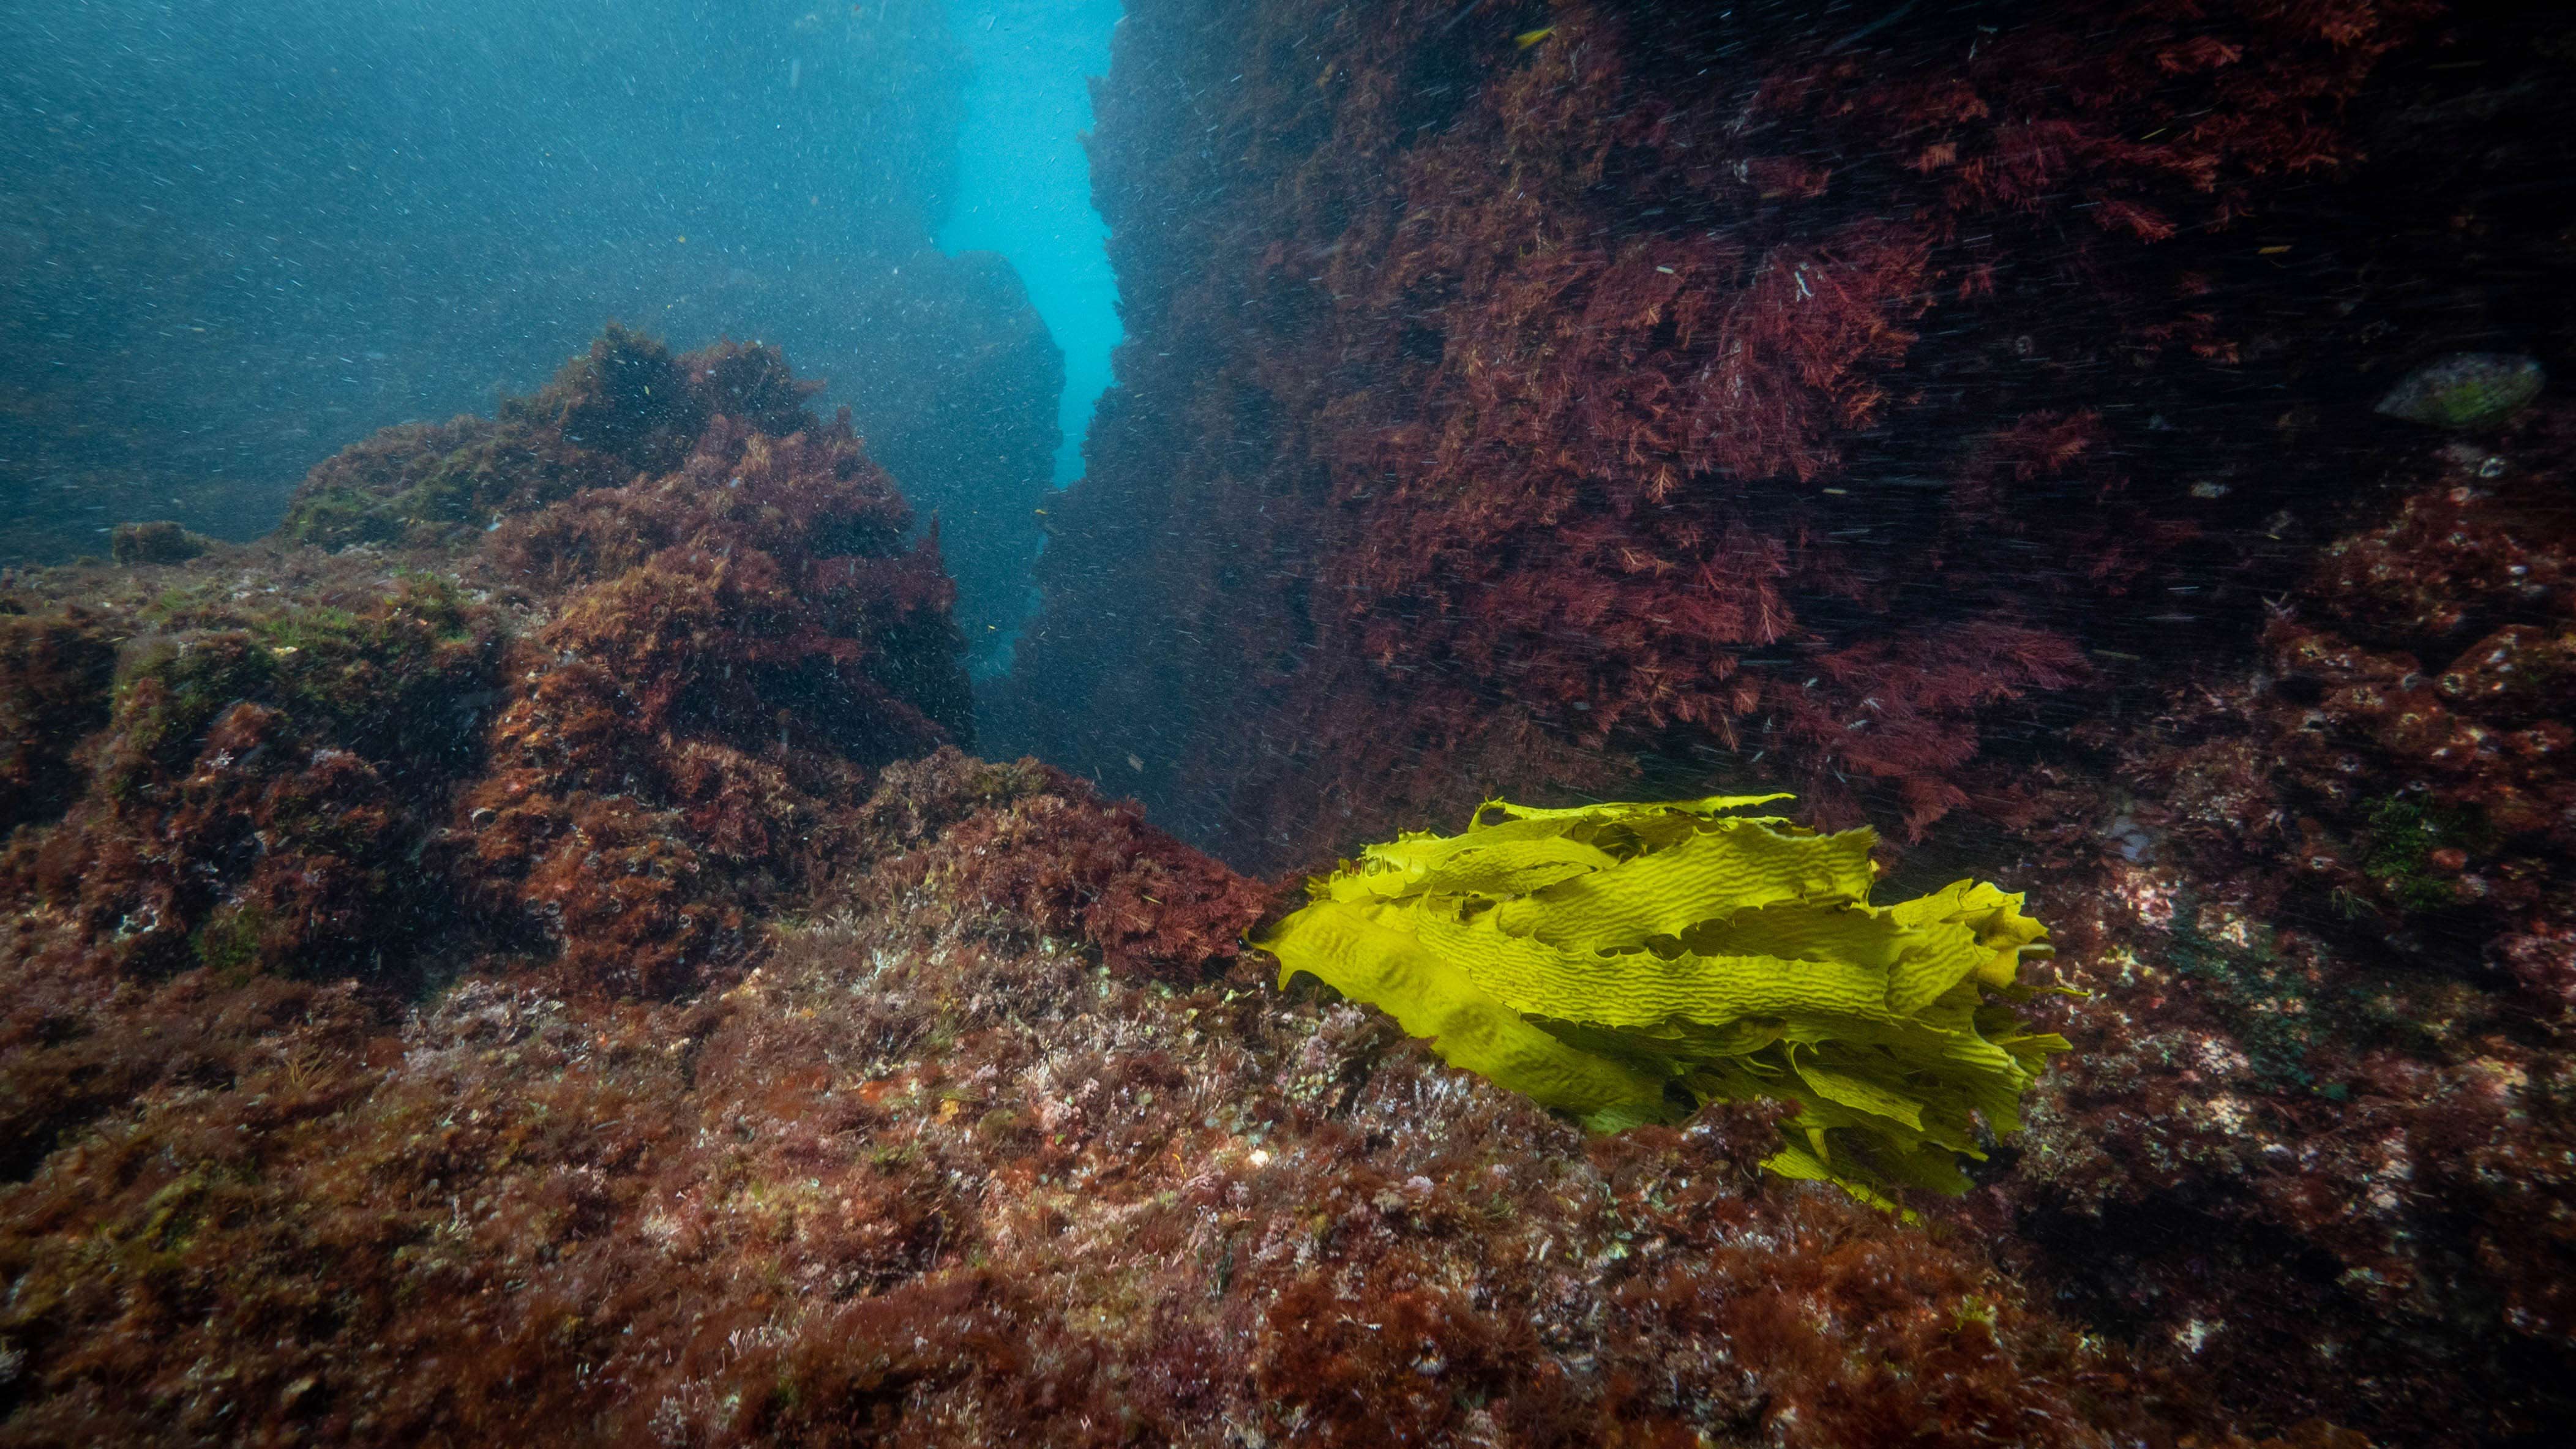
[277,441,525,548]
[2372,352,2545,430]
[2158,897,2326,1091]
[276,416,554,550]
[107,631,281,788]
[278,485,411,550]
[1251,795,2070,1210]
[2360,795,2487,914]
[190,904,269,982]
[108,574,498,790]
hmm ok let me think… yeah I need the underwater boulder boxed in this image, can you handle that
[108,520,212,565]
[2374,352,2546,429]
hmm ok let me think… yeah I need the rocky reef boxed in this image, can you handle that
[990,0,2552,871]
[973,1,2576,1443]
[0,738,2270,1448]
[2,328,971,1008]
[1994,424,2576,1442]
[7,2,2576,1445]
[0,321,2468,1447]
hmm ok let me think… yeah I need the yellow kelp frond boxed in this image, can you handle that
[1250,795,2071,1210]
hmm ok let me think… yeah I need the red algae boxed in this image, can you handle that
[0,609,114,837]
[460,413,970,996]
[1,327,970,1002]
[6,5,2576,1445]
[854,748,1279,988]
[975,2,2576,1440]
[0,318,2336,1437]
[995,0,2439,868]
[0,785,2245,1447]
[1980,415,2576,1439]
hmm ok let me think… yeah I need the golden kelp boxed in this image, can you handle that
[1251,794,2070,1208]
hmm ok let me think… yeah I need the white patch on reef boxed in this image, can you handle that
[2174,1318,2222,1354]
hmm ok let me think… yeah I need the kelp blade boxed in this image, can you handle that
[1251,794,2070,1208]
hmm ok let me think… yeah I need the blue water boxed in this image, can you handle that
[940,0,1126,487]
[1,0,1114,611]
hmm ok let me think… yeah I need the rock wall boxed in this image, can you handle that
[983,3,2576,1439]
[994,0,2488,871]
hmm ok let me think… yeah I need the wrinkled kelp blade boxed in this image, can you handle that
[1257,899,1669,1122]
[1493,820,1880,949]
[1249,794,2070,1209]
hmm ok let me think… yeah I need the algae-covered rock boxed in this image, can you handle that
[276,328,818,552]
[108,520,211,565]
[2374,352,2546,429]
[0,606,116,831]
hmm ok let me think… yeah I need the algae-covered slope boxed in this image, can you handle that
[1256,795,2067,1207]
[0,744,2228,1449]
[6,324,2573,1444]
[1,326,972,999]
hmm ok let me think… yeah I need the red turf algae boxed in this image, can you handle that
[6,1,2576,1443]
[0,327,2378,1448]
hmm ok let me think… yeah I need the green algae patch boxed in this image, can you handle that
[2373,352,2545,430]
[1252,795,2071,1209]
[190,902,270,981]
[2359,795,2490,915]
[105,574,500,790]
